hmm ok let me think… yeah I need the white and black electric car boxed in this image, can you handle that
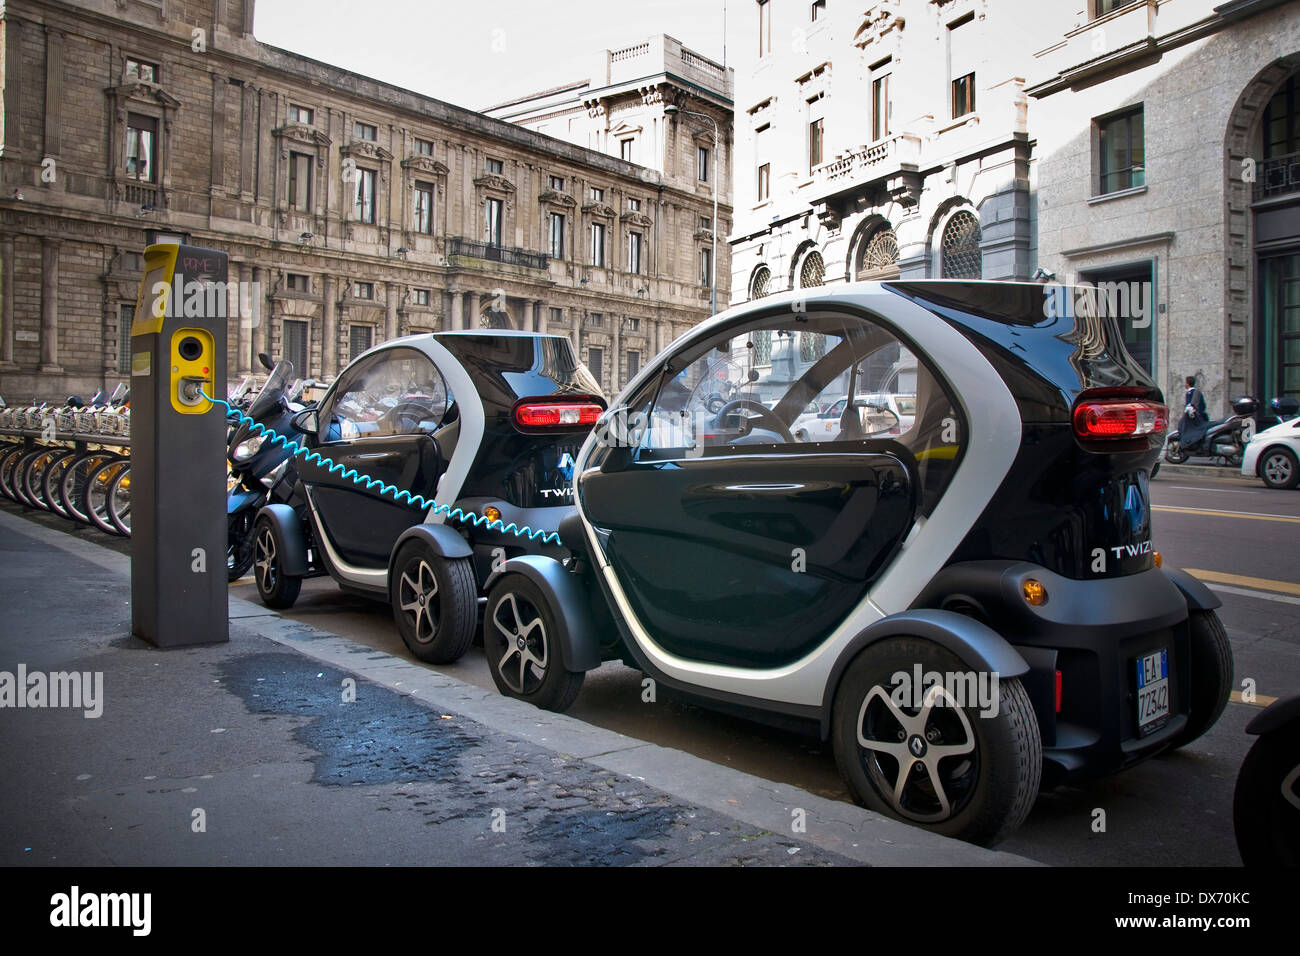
[251,330,603,664]
[482,281,1233,846]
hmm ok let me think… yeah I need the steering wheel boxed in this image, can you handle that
[714,398,796,444]
[383,401,437,433]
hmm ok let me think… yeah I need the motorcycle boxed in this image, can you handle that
[1164,396,1258,466]
[226,357,316,581]
[1234,691,1300,865]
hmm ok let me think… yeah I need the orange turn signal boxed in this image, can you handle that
[1152,550,1163,568]
[483,506,502,524]
[1022,579,1047,606]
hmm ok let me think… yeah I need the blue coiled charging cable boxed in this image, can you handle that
[205,390,563,546]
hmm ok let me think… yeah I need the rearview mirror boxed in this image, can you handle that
[291,407,319,436]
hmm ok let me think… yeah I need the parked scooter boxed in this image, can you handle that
[1234,690,1300,865]
[226,356,315,580]
[1165,396,1258,466]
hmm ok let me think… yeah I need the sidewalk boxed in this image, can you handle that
[0,507,1033,867]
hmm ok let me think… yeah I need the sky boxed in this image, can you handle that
[254,0,729,113]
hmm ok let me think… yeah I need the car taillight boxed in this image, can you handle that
[1055,670,1062,714]
[514,402,603,428]
[1072,399,1168,440]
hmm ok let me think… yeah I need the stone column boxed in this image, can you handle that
[466,291,480,330]
[252,266,269,362]
[611,314,622,391]
[322,275,338,377]
[0,235,16,369]
[531,299,542,332]
[385,286,399,342]
[448,288,462,332]
[39,237,62,372]
[232,262,252,374]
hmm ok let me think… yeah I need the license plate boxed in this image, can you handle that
[1135,648,1169,735]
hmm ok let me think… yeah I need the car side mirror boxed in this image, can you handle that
[291,407,319,436]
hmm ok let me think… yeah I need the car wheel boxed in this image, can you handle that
[253,516,301,609]
[227,510,256,581]
[1164,438,1189,464]
[1260,447,1300,490]
[1233,725,1300,866]
[390,541,476,664]
[832,637,1042,846]
[483,574,584,712]
[1166,609,1233,751]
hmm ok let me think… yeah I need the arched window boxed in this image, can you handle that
[750,265,772,299]
[799,250,826,288]
[940,211,982,279]
[856,228,900,280]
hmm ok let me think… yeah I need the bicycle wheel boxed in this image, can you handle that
[43,450,81,519]
[0,443,27,500]
[61,451,122,524]
[107,465,131,536]
[12,448,48,508]
[85,458,129,535]
[25,447,75,512]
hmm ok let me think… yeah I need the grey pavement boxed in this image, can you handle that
[0,507,1032,867]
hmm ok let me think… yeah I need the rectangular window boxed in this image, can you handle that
[285,273,310,292]
[627,197,641,211]
[289,104,314,125]
[627,350,641,379]
[118,304,134,372]
[354,121,377,141]
[589,312,604,327]
[1079,262,1154,374]
[757,163,771,201]
[591,222,606,267]
[758,0,772,57]
[283,319,309,378]
[354,281,374,300]
[587,346,604,384]
[949,13,977,120]
[125,113,157,182]
[627,232,643,274]
[811,0,826,21]
[412,288,431,306]
[288,151,312,211]
[354,168,376,223]
[620,139,634,161]
[414,182,435,235]
[549,306,564,326]
[700,247,713,285]
[1098,106,1145,194]
[349,324,373,358]
[626,317,641,332]
[413,137,434,155]
[952,73,976,119]
[486,157,504,174]
[808,117,824,172]
[590,186,605,201]
[755,124,770,201]
[872,71,891,140]
[125,58,156,83]
[485,197,503,247]
[549,212,566,259]
[698,146,710,182]
[549,175,566,191]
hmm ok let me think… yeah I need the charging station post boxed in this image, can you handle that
[129,243,229,647]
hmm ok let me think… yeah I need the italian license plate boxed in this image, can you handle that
[1136,648,1170,735]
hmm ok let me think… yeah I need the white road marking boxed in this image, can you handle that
[1205,583,1300,607]
[1165,485,1255,494]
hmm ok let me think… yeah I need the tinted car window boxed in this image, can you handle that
[326,348,452,440]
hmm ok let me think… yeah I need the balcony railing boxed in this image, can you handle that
[1256,150,1300,202]
[808,133,922,202]
[446,237,548,270]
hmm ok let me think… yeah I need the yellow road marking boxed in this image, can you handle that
[1185,568,1300,596]
[1153,505,1300,524]
[1229,691,1277,708]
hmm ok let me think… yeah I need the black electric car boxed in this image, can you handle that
[482,281,1233,846]
[251,330,603,664]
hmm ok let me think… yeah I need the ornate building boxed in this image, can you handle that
[0,0,733,401]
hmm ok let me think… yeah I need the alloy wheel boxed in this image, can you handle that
[1264,451,1295,487]
[397,559,440,645]
[490,591,549,696]
[255,527,278,593]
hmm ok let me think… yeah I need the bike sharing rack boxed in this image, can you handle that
[128,243,228,647]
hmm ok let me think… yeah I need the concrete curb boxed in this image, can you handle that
[0,507,1040,867]
[1154,462,1256,483]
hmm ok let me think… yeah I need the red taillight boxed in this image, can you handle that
[514,402,603,428]
[1055,669,1062,714]
[1072,400,1168,440]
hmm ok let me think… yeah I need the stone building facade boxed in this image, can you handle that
[0,0,732,401]
[1029,0,1300,416]
[728,0,1036,311]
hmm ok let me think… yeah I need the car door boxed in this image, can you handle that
[300,346,452,569]
[580,311,959,669]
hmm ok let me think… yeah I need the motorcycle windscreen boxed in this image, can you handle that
[580,452,913,669]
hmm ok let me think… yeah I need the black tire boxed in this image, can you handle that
[107,465,131,536]
[1259,446,1300,490]
[1164,438,1189,464]
[253,516,301,609]
[483,574,584,711]
[832,637,1042,846]
[227,509,257,581]
[62,451,121,524]
[23,448,69,510]
[1233,725,1300,866]
[0,443,25,499]
[84,459,128,535]
[1167,609,1233,751]
[389,541,477,664]
[11,449,47,507]
[42,450,79,519]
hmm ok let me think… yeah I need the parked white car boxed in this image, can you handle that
[1242,416,1300,489]
[791,393,916,441]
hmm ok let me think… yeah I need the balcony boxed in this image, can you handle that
[446,237,548,271]
[806,133,923,218]
[1256,150,1300,202]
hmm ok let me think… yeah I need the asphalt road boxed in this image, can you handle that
[7,469,1298,864]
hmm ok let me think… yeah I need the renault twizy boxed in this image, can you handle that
[482,281,1232,845]
[251,330,603,664]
